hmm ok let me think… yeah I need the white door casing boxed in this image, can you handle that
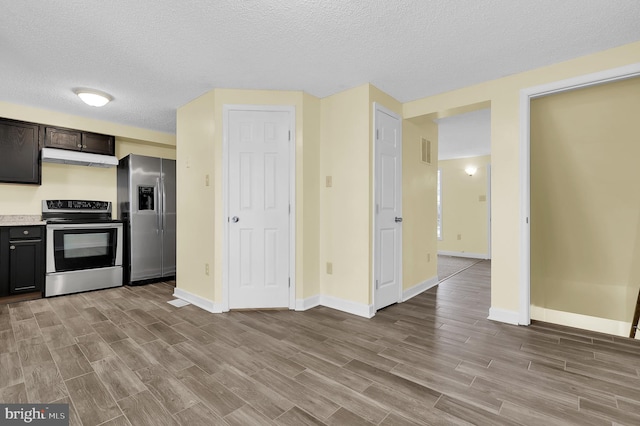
[224,106,295,309]
[374,103,403,311]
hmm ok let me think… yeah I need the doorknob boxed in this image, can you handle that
[231,216,239,223]
[395,217,403,223]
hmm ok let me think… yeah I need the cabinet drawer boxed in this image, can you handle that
[9,226,42,239]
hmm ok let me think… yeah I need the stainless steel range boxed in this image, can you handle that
[42,200,123,297]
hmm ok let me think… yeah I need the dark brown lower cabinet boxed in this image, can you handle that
[0,226,44,296]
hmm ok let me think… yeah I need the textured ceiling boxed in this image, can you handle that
[1,1,639,134]
[437,109,491,160]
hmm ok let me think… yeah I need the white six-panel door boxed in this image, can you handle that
[227,108,291,309]
[374,104,402,310]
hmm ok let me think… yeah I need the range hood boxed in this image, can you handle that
[41,148,119,168]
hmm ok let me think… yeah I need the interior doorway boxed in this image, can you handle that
[435,108,492,260]
[519,63,640,326]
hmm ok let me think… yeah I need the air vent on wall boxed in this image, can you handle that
[421,138,432,165]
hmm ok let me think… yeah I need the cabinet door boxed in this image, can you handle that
[9,239,43,294]
[0,118,40,184]
[0,229,9,297]
[44,126,82,151]
[82,132,115,155]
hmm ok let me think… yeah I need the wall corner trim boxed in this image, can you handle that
[294,294,375,318]
[402,276,439,302]
[488,307,520,325]
[295,295,321,311]
[320,295,374,318]
[173,288,225,313]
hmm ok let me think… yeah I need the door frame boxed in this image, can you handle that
[372,102,403,311]
[486,164,492,259]
[518,63,640,325]
[221,104,296,311]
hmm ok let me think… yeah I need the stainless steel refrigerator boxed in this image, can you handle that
[117,154,176,284]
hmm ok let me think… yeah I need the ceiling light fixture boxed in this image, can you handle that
[74,89,113,107]
[465,166,477,176]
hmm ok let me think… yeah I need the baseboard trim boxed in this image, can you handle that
[295,294,373,318]
[320,295,375,318]
[173,288,224,313]
[531,306,638,339]
[488,307,520,325]
[295,295,321,311]
[402,276,439,302]
[438,250,490,260]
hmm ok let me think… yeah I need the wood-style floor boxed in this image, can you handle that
[2,261,640,425]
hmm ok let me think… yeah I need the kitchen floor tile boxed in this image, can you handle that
[76,333,115,363]
[65,372,122,425]
[50,344,93,380]
[92,356,146,401]
[0,351,23,388]
[117,390,178,426]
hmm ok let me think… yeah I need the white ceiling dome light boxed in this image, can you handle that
[74,89,113,107]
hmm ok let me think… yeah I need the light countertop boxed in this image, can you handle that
[0,215,46,226]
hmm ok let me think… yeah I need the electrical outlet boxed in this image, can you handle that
[205,174,210,187]
[205,263,210,276]
[457,234,462,240]
[326,262,333,275]
[479,194,486,202]
[326,176,332,188]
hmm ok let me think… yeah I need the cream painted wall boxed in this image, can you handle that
[531,77,640,324]
[175,83,438,310]
[116,139,177,160]
[0,103,175,217]
[438,155,490,256]
[175,89,321,304]
[402,118,438,289]
[301,93,321,299]
[175,91,216,301]
[319,85,371,305]
[403,40,640,315]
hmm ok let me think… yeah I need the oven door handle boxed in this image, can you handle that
[46,223,122,230]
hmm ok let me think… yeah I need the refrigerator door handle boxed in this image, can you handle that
[156,177,162,233]
[160,176,165,232]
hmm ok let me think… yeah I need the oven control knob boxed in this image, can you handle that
[23,230,29,235]
[9,245,15,250]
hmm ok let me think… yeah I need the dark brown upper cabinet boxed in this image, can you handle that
[44,126,115,156]
[82,132,115,155]
[0,118,41,185]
